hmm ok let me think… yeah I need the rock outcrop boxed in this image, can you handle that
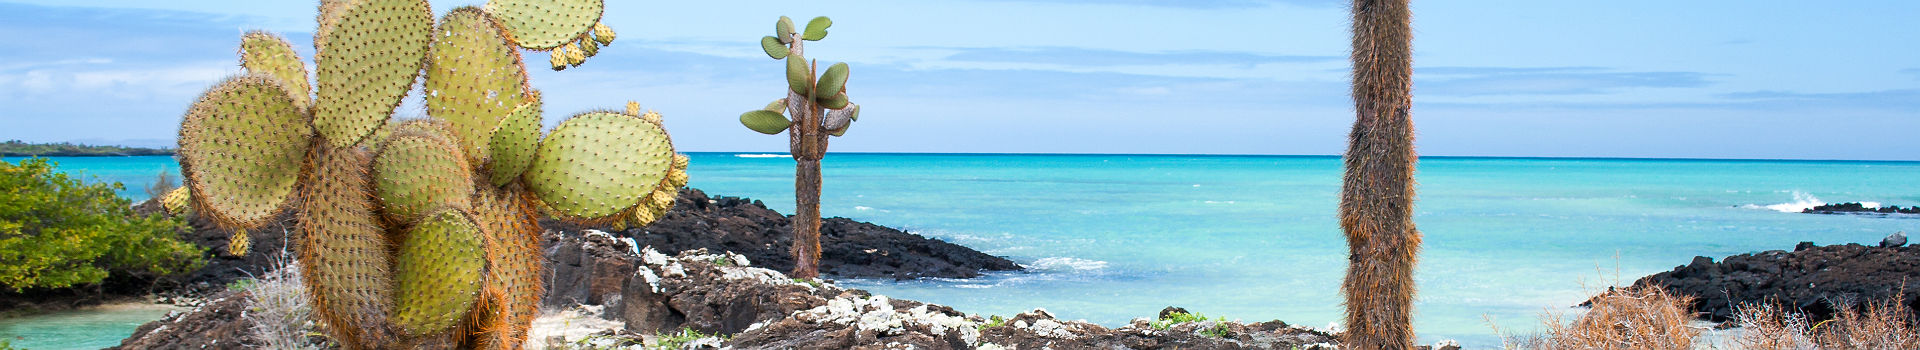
[547,188,1023,280]
[1802,202,1920,215]
[112,291,260,349]
[549,229,1347,349]
[1617,242,1920,322]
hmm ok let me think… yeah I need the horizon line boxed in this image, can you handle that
[687,151,1920,164]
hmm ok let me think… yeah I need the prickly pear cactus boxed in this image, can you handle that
[170,0,682,348]
[738,16,863,279]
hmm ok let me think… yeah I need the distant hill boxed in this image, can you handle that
[1,140,173,157]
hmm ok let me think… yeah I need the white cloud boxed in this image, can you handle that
[0,60,230,99]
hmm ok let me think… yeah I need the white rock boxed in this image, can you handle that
[634,266,662,293]
[641,246,671,267]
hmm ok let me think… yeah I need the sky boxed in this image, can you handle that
[0,0,1914,160]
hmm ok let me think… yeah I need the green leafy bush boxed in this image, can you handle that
[0,157,203,291]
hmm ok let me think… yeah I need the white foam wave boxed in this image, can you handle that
[1026,257,1108,271]
[854,206,873,211]
[1741,191,1824,213]
[734,153,787,158]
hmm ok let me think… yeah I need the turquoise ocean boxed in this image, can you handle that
[6,154,1919,348]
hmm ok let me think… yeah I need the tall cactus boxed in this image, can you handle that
[173,0,684,348]
[739,16,862,279]
[1339,0,1420,349]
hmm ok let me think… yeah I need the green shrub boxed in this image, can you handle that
[0,157,203,291]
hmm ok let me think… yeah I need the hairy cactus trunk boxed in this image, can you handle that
[1339,0,1419,349]
[792,158,823,279]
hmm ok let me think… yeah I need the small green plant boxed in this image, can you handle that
[651,328,721,350]
[978,315,1007,331]
[227,278,257,291]
[1201,323,1233,338]
[711,257,733,267]
[791,277,823,289]
[1152,311,1226,331]
[0,158,203,291]
[738,15,863,279]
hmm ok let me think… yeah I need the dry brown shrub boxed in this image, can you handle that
[1735,293,1917,350]
[1508,285,1701,350]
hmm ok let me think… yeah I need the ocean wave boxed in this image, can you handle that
[734,153,787,158]
[1026,257,1109,271]
[1741,191,1827,213]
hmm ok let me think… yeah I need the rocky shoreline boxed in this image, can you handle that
[120,230,1366,349]
[1801,202,1920,215]
[1607,235,1919,323]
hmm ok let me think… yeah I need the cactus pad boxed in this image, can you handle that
[524,112,676,221]
[776,16,795,43]
[488,100,542,187]
[787,57,812,95]
[298,144,397,348]
[739,110,791,135]
[238,31,312,109]
[815,62,849,100]
[177,76,312,230]
[803,16,831,41]
[820,92,850,110]
[486,0,603,50]
[426,7,531,167]
[391,208,486,337]
[761,36,788,59]
[313,0,433,148]
[374,124,475,224]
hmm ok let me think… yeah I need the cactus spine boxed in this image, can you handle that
[171,0,682,348]
[1339,0,1420,349]
[739,16,862,279]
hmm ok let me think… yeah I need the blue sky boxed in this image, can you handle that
[0,1,1914,160]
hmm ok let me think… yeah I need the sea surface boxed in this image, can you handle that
[8,154,1919,348]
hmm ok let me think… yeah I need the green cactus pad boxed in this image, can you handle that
[313,0,432,148]
[374,124,476,225]
[524,112,677,221]
[486,0,603,50]
[803,16,831,41]
[238,31,312,110]
[391,208,486,337]
[765,98,789,113]
[426,7,531,167]
[298,144,398,348]
[740,110,791,135]
[177,75,313,230]
[776,16,795,43]
[761,36,789,59]
[820,91,850,110]
[786,57,812,95]
[814,62,849,100]
[488,100,542,187]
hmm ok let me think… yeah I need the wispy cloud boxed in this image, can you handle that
[1902,68,1920,81]
[961,0,1340,9]
[941,47,1339,68]
[1718,89,1920,109]
[1416,66,1713,96]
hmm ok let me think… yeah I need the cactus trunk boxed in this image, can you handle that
[1338,0,1419,349]
[791,158,823,279]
